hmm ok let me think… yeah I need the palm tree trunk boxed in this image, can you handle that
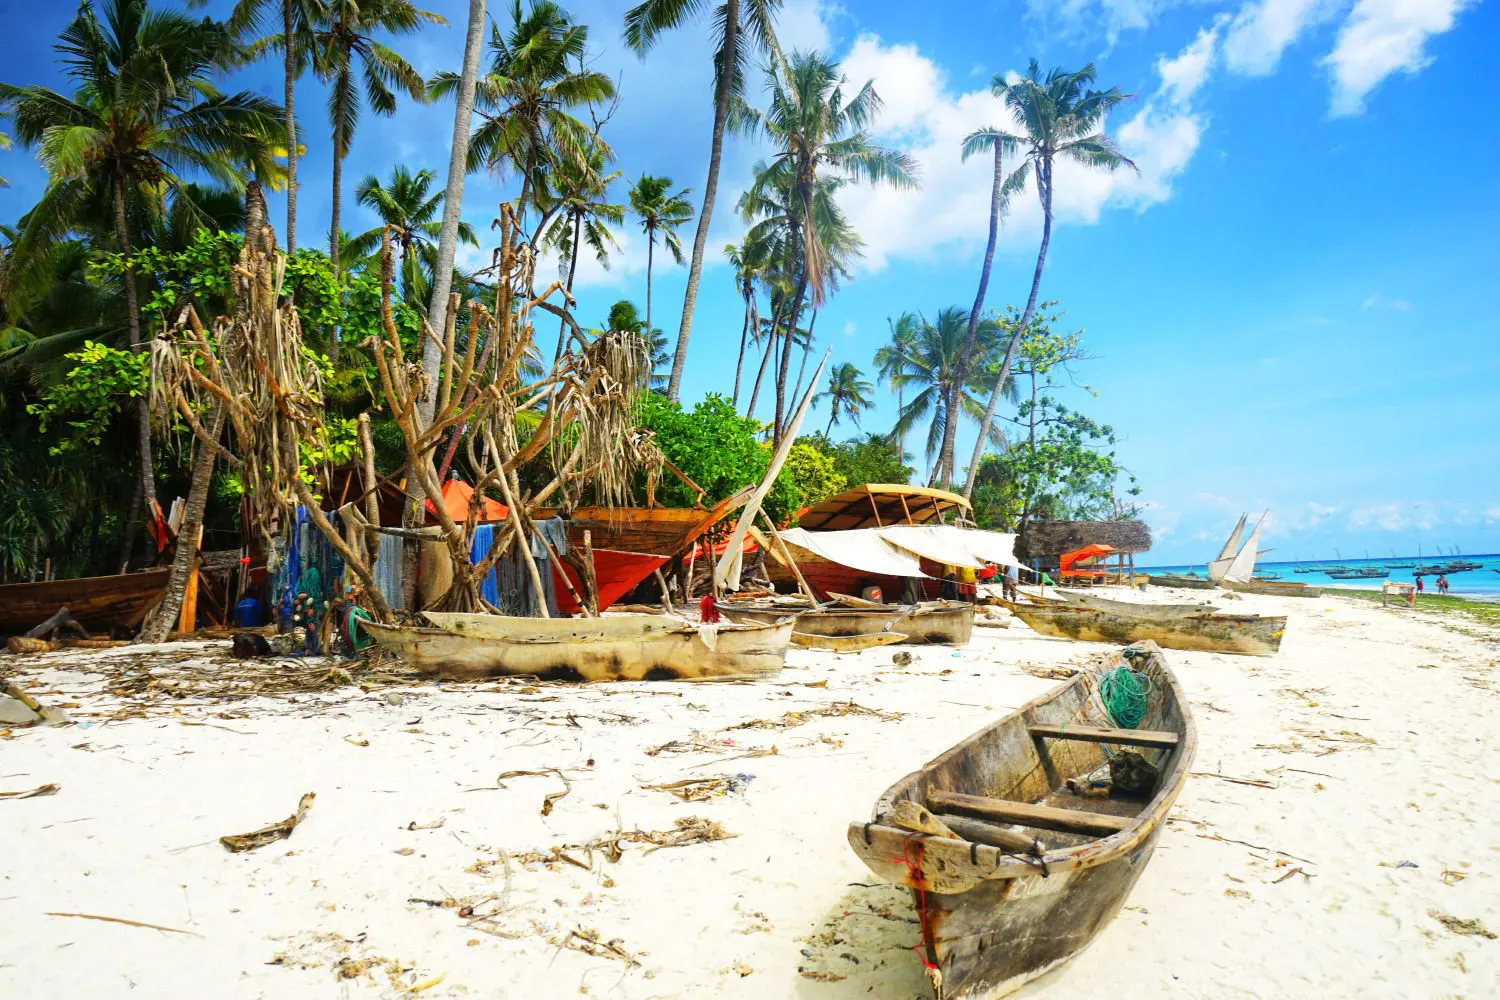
[941,143,1005,491]
[419,0,486,429]
[113,166,155,510]
[666,0,739,402]
[746,323,774,418]
[645,234,655,334]
[731,292,751,408]
[790,307,817,406]
[553,210,583,363]
[283,0,297,252]
[825,411,836,436]
[963,159,1052,502]
[774,268,808,446]
[116,478,142,574]
[138,406,224,643]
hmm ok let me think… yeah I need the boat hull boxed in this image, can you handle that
[1221,579,1323,598]
[550,548,669,614]
[1054,591,1218,617]
[536,488,751,558]
[846,643,1195,998]
[0,569,171,635]
[720,600,974,645]
[1145,574,1216,590]
[1006,603,1284,656]
[363,613,792,681]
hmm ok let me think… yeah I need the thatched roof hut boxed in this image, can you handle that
[1017,519,1152,567]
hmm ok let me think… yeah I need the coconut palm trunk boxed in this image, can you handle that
[113,166,156,509]
[731,293,751,406]
[645,233,655,333]
[942,142,1004,490]
[774,264,809,445]
[283,0,298,251]
[419,0,486,428]
[138,405,223,643]
[746,322,774,417]
[963,158,1052,501]
[665,0,737,402]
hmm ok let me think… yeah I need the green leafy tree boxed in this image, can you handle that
[628,175,694,334]
[873,311,918,458]
[813,361,872,435]
[350,165,478,304]
[1,0,286,508]
[961,61,1135,498]
[737,51,918,442]
[807,431,911,487]
[624,0,786,402]
[312,0,441,274]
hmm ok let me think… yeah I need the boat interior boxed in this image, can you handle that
[884,647,1188,852]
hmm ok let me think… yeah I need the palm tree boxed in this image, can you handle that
[624,0,785,403]
[873,311,919,461]
[723,239,755,408]
[628,175,694,335]
[221,0,324,251]
[738,51,918,442]
[2,0,284,508]
[814,362,873,436]
[889,307,1010,482]
[960,61,1134,499]
[0,132,10,187]
[350,165,478,304]
[312,0,441,275]
[540,137,622,358]
[438,0,614,233]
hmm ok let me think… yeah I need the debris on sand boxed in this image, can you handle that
[639,775,751,802]
[552,927,640,967]
[220,792,315,852]
[1430,911,1496,939]
[491,816,736,873]
[725,700,901,731]
[0,782,60,800]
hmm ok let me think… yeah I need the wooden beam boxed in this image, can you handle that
[932,814,1043,855]
[865,484,884,527]
[1028,724,1179,750]
[927,790,1131,837]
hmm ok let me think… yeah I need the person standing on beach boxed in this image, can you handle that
[1437,573,1449,594]
[1416,575,1425,594]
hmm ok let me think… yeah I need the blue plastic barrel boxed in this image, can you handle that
[233,597,265,628]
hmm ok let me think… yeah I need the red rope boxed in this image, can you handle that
[896,836,940,972]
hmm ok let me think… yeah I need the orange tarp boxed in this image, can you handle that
[1059,543,1115,573]
[425,479,508,524]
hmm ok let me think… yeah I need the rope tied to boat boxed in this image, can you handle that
[895,835,943,990]
[1099,665,1152,730]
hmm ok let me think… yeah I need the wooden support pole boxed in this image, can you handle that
[757,510,819,606]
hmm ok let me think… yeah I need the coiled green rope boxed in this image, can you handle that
[1100,666,1152,729]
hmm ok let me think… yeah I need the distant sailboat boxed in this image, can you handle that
[1206,514,1247,582]
[1220,513,1266,584]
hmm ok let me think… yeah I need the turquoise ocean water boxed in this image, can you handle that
[1141,554,1500,599]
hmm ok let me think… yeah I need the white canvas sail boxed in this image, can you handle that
[1221,512,1267,583]
[1206,513,1247,581]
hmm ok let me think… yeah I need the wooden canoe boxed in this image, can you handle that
[1004,601,1285,656]
[1221,579,1323,598]
[1145,573,1216,590]
[536,487,752,559]
[363,612,792,681]
[0,569,171,636]
[719,599,974,645]
[1053,591,1219,617]
[790,631,909,652]
[847,642,1195,999]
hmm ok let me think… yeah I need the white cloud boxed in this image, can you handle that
[1223,0,1340,76]
[1347,501,1437,532]
[1157,20,1223,105]
[1140,499,1182,539]
[1485,506,1500,524]
[841,320,857,336]
[1324,0,1477,116]
[819,33,1202,273]
[1362,293,1412,310]
[1024,0,1189,44]
[777,0,838,53]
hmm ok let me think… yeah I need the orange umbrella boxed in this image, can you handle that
[1059,543,1115,573]
[425,479,508,524]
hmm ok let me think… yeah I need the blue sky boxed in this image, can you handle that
[3,0,1496,564]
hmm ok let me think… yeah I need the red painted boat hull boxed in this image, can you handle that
[552,548,670,614]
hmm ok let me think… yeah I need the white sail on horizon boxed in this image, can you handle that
[1207,513,1248,581]
[1222,512,1268,583]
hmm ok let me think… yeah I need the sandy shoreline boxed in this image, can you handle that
[2,590,1497,998]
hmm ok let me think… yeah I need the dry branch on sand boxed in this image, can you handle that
[220,792,316,852]
[724,700,902,731]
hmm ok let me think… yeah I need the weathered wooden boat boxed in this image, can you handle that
[790,630,909,652]
[1145,573,1216,590]
[1053,591,1219,617]
[1004,600,1285,656]
[551,548,669,615]
[848,642,1195,998]
[0,569,171,636]
[537,487,753,558]
[719,599,974,645]
[362,611,793,681]
[1220,579,1323,598]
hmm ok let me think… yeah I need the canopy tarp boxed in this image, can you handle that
[1060,543,1115,572]
[777,527,930,579]
[876,525,1021,570]
[425,479,508,524]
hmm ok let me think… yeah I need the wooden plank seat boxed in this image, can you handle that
[1028,723,1180,750]
[927,790,1132,838]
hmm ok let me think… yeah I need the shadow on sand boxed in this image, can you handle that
[792,882,934,999]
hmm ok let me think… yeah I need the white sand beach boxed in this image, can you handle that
[2,589,1497,999]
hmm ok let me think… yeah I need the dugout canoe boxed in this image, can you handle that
[0,568,170,636]
[1003,601,1284,656]
[362,612,792,681]
[1220,579,1323,598]
[1145,573,1217,590]
[790,630,909,652]
[718,599,974,645]
[1052,591,1219,617]
[847,641,1195,999]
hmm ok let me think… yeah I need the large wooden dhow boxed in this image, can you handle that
[718,598,975,646]
[361,611,792,681]
[1005,600,1285,656]
[847,642,1195,999]
[0,569,171,636]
